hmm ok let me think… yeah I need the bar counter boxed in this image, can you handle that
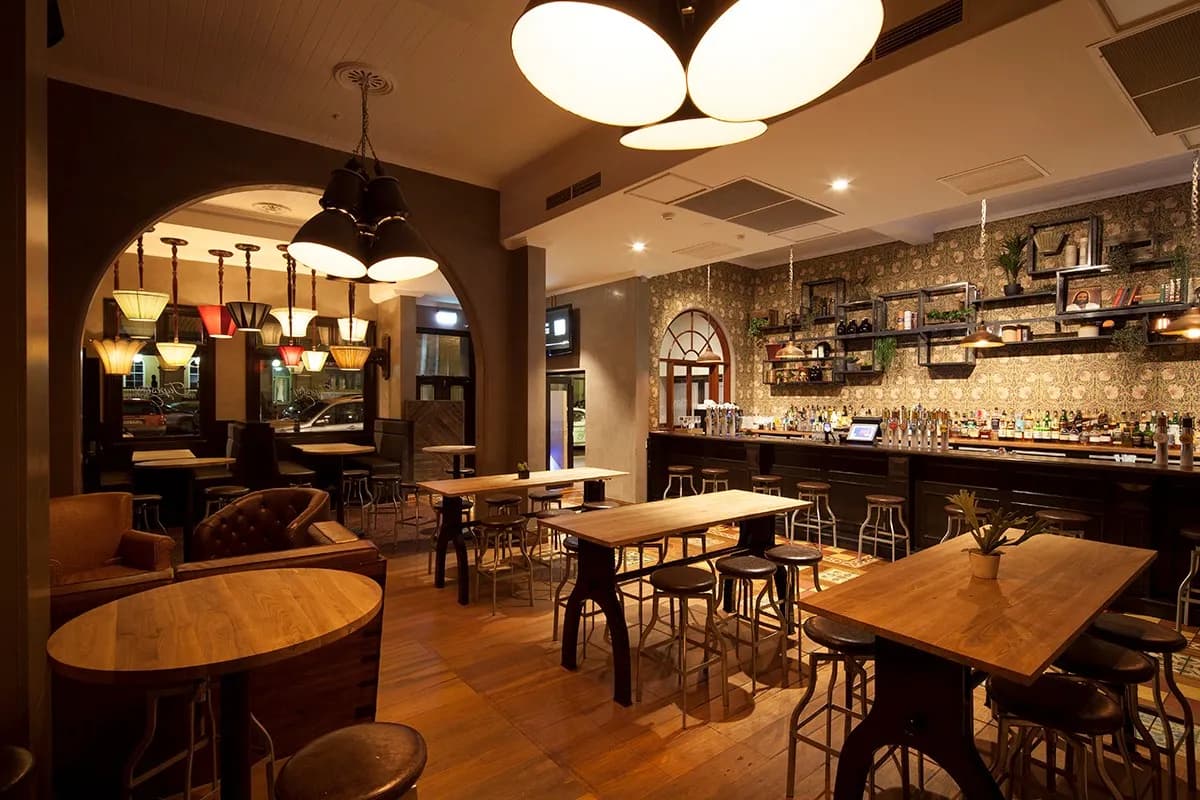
[648,430,1198,616]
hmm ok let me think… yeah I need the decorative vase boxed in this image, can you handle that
[1003,283,1023,297]
[766,342,782,360]
[968,549,1001,580]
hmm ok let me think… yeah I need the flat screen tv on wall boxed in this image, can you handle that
[546,304,574,356]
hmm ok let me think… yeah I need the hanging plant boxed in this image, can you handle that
[873,336,898,372]
[1108,242,1132,281]
[747,316,769,343]
[1112,321,1147,359]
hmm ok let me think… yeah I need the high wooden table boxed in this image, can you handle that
[418,467,627,606]
[292,442,377,524]
[421,444,476,478]
[133,455,236,559]
[800,533,1156,799]
[47,568,381,800]
[540,489,809,705]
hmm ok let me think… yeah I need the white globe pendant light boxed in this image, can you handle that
[619,97,766,151]
[688,0,884,123]
[511,0,687,126]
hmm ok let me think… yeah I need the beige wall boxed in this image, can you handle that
[375,294,419,419]
[213,337,245,420]
[550,277,650,502]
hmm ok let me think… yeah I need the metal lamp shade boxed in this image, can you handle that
[258,319,283,346]
[91,337,144,375]
[1161,307,1200,340]
[959,327,1005,349]
[278,343,305,366]
[330,344,372,371]
[776,340,806,360]
[337,316,370,343]
[198,304,238,338]
[367,222,439,282]
[268,307,318,338]
[696,347,723,364]
[288,209,367,279]
[155,340,196,369]
[225,301,272,332]
[300,349,329,372]
[113,289,169,322]
[122,318,158,340]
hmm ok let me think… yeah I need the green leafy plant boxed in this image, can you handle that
[747,316,769,343]
[995,233,1031,285]
[873,336,897,372]
[926,308,972,323]
[1108,242,1132,281]
[1112,321,1147,358]
[516,461,530,473]
[946,490,1049,555]
[1171,245,1190,299]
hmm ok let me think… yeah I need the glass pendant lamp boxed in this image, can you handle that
[198,249,238,338]
[225,243,272,331]
[270,246,318,336]
[92,256,145,375]
[155,238,197,368]
[112,230,169,322]
[330,281,372,370]
[301,267,329,371]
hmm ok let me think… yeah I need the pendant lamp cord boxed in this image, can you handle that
[353,79,381,174]
[1190,151,1198,280]
[245,249,253,301]
[216,252,225,305]
[112,258,122,326]
[347,282,357,341]
[286,255,296,345]
[977,198,988,330]
[311,269,318,311]
[136,233,145,289]
[787,247,795,341]
[170,242,180,344]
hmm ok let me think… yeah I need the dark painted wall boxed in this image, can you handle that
[48,81,527,493]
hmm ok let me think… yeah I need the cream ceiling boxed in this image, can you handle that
[49,0,591,188]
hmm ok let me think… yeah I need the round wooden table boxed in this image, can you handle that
[422,444,475,478]
[47,568,383,800]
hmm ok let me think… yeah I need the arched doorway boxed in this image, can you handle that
[657,309,732,428]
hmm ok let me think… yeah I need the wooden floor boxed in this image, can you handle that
[246,501,1199,799]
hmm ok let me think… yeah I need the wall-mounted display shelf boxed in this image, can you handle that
[761,358,845,386]
[804,277,845,324]
[1027,214,1103,277]
[917,327,976,367]
[972,289,1057,309]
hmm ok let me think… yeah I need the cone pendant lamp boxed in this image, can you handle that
[93,256,145,375]
[270,245,317,337]
[330,282,372,370]
[155,238,197,368]
[225,243,272,332]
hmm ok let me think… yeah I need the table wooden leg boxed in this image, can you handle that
[218,671,252,800]
[334,455,346,525]
[582,479,606,503]
[833,638,1002,800]
[562,539,631,705]
[451,455,461,479]
[434,496,470,605]
[728,514,782,611]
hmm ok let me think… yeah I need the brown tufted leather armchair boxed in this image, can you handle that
[190,488,331,560]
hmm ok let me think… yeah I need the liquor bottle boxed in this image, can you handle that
[1155,413,1169,467]
[1169,411,1181,447]
[859,317,873,334]
[846,319,859,335]
[836,320,847,336]
[1181,415,1194,470]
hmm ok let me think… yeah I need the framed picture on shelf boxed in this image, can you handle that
[1065,285,1103,311]
[1027,215,1103,277]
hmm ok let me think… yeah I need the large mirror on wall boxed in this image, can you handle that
[657,309,731,428]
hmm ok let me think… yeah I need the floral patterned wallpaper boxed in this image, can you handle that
[648,182,1199,426]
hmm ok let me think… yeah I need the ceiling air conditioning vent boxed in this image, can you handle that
[571,172,602,198]
[675,177,841,233]
[1098,8,1200,135]
[858,0,963,69]
[545,187,572,211]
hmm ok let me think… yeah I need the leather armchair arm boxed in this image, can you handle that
[308,521,359,545]
[118,529,176,571]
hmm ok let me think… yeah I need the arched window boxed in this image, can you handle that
[658,309,731,427]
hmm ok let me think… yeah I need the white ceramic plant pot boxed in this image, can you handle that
[968,549,1001,580]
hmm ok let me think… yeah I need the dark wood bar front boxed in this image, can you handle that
[648,430,1198,617]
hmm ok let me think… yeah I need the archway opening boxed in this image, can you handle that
[657,308,732,428]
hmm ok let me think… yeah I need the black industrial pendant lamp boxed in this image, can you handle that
[512,0,883,144]
[289,66,439,283]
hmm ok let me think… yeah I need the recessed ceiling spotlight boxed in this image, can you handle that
[631,241,647,253]
[252,201,293,216]
[830,178,851,192]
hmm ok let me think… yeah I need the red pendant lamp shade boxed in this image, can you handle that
[200,248,238,338]
[278,343,305,366]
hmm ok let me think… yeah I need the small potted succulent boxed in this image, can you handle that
[996,232,1031,296]
[516,461,531,479]
[946,490,1049,579]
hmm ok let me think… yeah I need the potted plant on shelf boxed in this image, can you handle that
[516,461,531,479]
[946,490,1049,579]
[996,232,1031,296]
[872,336,897,373]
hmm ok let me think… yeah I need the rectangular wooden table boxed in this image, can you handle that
[292,442,377,524]
[800,532,1156,800]
[417,467,628,606]
[133,456,236,559]
[540,490,809,705]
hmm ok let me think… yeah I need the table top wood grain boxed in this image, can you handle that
[132,456,236,469]
[291,443,376,456]
[537,490,809,548]
[132,449,197,462]
[421,445,476,455]
[418,467,628,498]
[47,568,382,686]
[799,532,1155,685]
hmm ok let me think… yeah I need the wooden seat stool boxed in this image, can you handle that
[792,481,837,548]
[275,722,427,800]
[699,467,730,493]
[340,469,373,528]
[1035,508,1092,539]
[473,514,534,615]
[940,502,992,543]
[528,487,564,513]
[484,493,522,516]
[856,494,910,563]
[716,555,787,695]
[663,464,696,498]
[132,493,168,536]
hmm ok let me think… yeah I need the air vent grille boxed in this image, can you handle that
[1099,8,1200,135]
[859,0,963,68]
[673,241,741,259]
[938,156,1048,197]
[674,177,841,234]
[545,172,602,211]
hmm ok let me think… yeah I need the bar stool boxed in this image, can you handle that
[428,497,473,575]
[699,467,731,493]
[1036,508,1092,539]
[666,528,710,560]
[940,502,992,543]
[1088,612,1196,796]
[0,746,33,795]
[473,514,534,614]
[203,485,249,517]
[989,674,1128,799]
[618,535,667,629]
[1052,632,1161,798]
[634,565,729,726]
[367,473,404,541]
[786,617,875,799]
[529,508,572,587]
[132,494,168,536]
[275,722,427,800]
[341,469,373,526]
[856,494,910,562]
[716,555,787,695]
[765,544,822,686]
[278,461,317,487]
[663,465,696,498]
[484,493,522,516]
[751,474,783,495]
[529,488,564,513]
[793,481,837,549]
[1176,526,1200,629]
